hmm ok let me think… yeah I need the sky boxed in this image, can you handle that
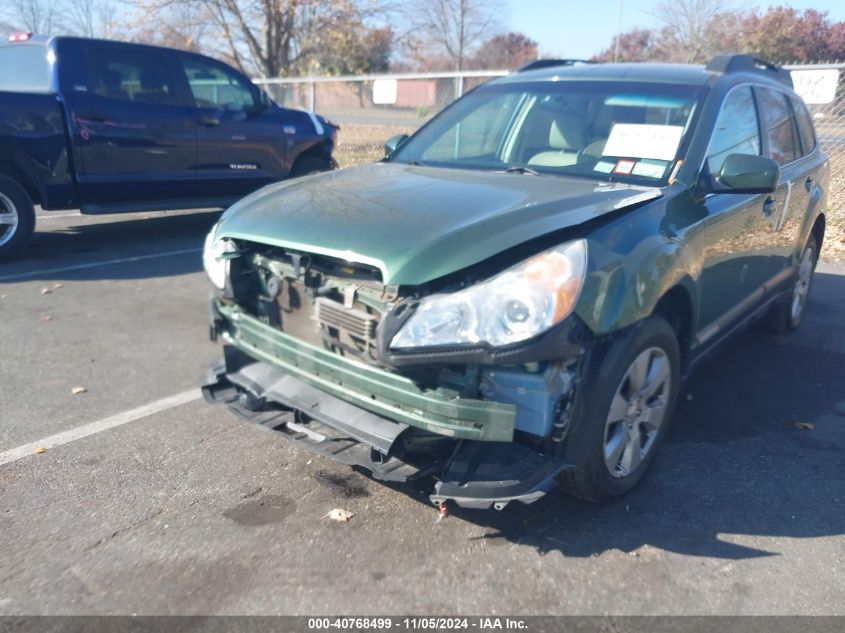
[505,0,845,59]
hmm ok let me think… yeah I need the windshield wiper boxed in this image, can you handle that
[504,165,541,176]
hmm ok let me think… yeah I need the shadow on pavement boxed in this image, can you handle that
[1,210,220,282]
[396,271,845,560]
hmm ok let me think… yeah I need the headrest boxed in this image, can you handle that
[549,113,587,150]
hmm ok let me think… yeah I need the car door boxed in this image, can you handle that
[63,43,197,207]
[760,90,826,289]
[753,86,811,287]
[690,85,776,336]
[177,54,289,199]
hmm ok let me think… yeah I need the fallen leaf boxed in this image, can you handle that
[39,315,53,322]
[53,283,64,289]
[34,447,46,454]
[71,386,87,395]
[323,508,354,522]
[794,421,815,430]
[40,287,52,295]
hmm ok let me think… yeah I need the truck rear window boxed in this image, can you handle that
[0,45,50,92]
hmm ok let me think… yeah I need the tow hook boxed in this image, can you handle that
[240,390,266,412]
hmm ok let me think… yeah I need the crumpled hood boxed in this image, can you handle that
[216,162,662,285]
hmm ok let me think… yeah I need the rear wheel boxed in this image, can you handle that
[0,178,35,260]
[290,155,333,178]
[767,235,817,334]
[558,316,681,502]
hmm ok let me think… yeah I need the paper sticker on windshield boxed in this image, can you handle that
[612,160,636,175]
[593,160,616,174]
[631,159,669,179]
[602,124,684,161]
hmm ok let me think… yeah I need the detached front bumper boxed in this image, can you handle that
[212,301,517,442]
[204,302,573,509]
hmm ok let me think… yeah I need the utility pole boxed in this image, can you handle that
[614,0,624,62]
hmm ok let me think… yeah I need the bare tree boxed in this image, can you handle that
[651,0,734,62]
[126,1,207,51]
[402,0,502,70]
[63,0,124,38]
[132,0,387,77]
[4,0,60,32]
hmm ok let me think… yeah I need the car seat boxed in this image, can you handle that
[526,112,587,167]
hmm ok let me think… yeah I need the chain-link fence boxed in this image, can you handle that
[784,62,845,257]
[256,71,507,166]
[256,63,845,257]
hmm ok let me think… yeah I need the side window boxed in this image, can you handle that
[791,96,816,156]
[180,57,256,111]
[86,48,176,106]
[0,45,50,92]
[705,86,761,176]
[757,87,799,165]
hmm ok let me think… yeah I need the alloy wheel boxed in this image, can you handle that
[790,245,815,323]
[603,346,672,478]
[0,192,19,247]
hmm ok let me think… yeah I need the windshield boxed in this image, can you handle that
[390,80,705,185]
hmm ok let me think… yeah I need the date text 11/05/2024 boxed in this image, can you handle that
[307,617,529,630]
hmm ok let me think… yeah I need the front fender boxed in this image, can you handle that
[796,158,828,253]
[575,198,699,336]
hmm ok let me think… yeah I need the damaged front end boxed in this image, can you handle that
[202,239,590,510]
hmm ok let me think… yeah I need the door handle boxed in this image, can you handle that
[200,116,220,127]
[805,177,814,192]
[79,112,108,123]
[762,196,776,217]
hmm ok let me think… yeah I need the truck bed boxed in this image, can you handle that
[0,91,75,209]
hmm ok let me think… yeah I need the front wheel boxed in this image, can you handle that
[290,155,334,178]
[558,316,681,502]
[0,177,35,260]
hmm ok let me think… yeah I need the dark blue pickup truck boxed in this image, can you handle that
[0,34,337,258]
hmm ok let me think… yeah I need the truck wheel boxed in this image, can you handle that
[0,178,35,260]
[290,155,333,178]
[766,235,818,334]
[557,316,681,503]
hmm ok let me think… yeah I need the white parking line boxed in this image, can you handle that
[0,248,201,283]
[0,389,202,466]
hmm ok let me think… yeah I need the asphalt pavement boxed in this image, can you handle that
[0,208,843,615]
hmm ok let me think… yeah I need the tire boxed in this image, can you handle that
[290,155,333,178]
[766,234,818,334]
[0,177,35,260]
[557,316,681,503]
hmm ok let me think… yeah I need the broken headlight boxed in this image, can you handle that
[391,239,587,349]
[203,227,236,290]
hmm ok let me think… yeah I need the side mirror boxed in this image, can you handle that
[714,154,779,194]
[384,133,410,158]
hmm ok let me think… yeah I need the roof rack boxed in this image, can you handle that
[518,59,594,72]
[705,54,792,87]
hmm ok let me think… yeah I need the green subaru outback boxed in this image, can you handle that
[202,55,827,509]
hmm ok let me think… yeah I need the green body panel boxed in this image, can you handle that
[217,301,517,441]
[215,162,660,286]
